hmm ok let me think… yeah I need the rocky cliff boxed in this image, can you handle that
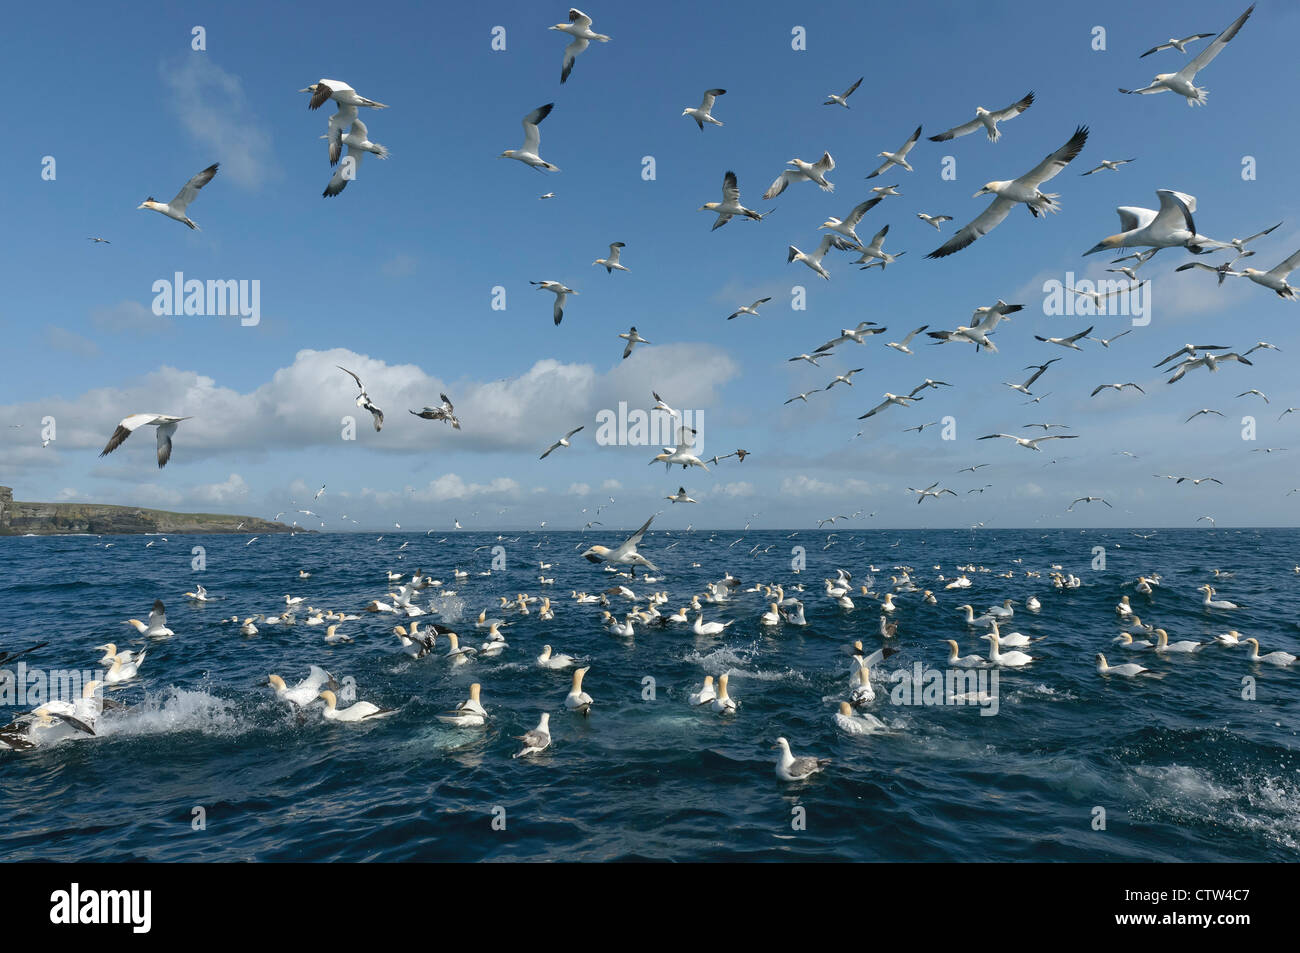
[0,486,296,536]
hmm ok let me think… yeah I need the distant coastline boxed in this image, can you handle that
[0,485,294,537]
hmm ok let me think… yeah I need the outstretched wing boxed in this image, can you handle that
[522,103,554,153]
[155,421,179,467]
[1178,6,1253,80]
[100,414,158,456]
[170,164,219,212]
[926,195,1016,258]
[1017,125,1089,188]
[988,90,1035,122]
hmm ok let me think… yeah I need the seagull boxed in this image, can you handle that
[788,235,848,280]
[336,366,383,431]
[409,394,460,429]
[1185,408,1225,422]
[300,79,388,111]
[700,171,767,230]
[979,433,1079,452]
[727,297,771,320]
[1069,496,1112,511]
[928,91,1034,143]
[529,280,576,325]
[100,414,192,468]
[540,426,584,459]
[551,8,611,84]
[819,197,883,247]
[666,487,696,504]
[764,152,836,198]
[513,713,552,758]
[1004,358,1060,395]
[580,515,658,575]
[853,225,906,270]
[866,126,922,179]
[1085,190,1225,256]
[1090,382,1145,397]
[619,326,651,359]
[683,88,726,130]
[322,119,388,197]
[859,393,921,419]
[137,163,219,230]
[823,369,864,391]
[910,482,957,504]
[1140,33,1216,57]
[885,325,929,354]
[1034,325,1093,350]
[1236,248,1300,300]
[1080,158,1137,176]
[773,737,830,782]
[1119,5,1254,105]
[823,76,863,108]
[1087,329,1132,348]
[916,213,952,229]
[593,242,628,273]
[500,103,560,172]
[928,126,1089,258]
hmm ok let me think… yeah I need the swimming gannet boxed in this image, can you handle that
[1153,629,1203,653]
[764,152,836,199]
[445,632,476,666]
[1241,638,1296,666]
[1119,5,1254,106]
[95,643,138,667]
[985,632,1032,667]
[537,644,577,669]
[866,125,922,179]
[438,683,488,726]
[711,673,737,713]
[693,611,734,636]
[688,676,716,706]
[319,689,395,723]
[834,701,885,735]
[185,584,208,602]
[683,88,725,130]
[551,8,610,84]
[1096,654,1153,677]
[100,415,192,468]
[501,103,560,172]
[773,737,830,782]
[268,666,336,707]
[137,163,219,230]
[943,640,984,668]
[564,666,593,716]
[581,515,658,576]
[928,126,1089,258]
[123,599,174,638]
[513,713,552,758]
[1199,585,1239,609]
[849,663,875,705]
[928,90,1034,143]
[105,649,147,685]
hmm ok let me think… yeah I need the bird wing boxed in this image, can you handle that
[843,196,882,227]
[521,103,554,153]
[606,242,624,263]
[561,37,589,83]
[100,414,160,456]
[812,152,835,174]
[1017,126,1089,188]
[337,365,365,392]
[895,126,922,157]
[1178,5,1253,80]
[700,88,725,111]
[155,420,180,467]
[552,291,567,325]
[989,90,1035,122]
[565,426,585,440]
[619,515,656,554]
[1152,189,1197,235]
[568,8,593,29]
[327,104,358,164]
[926,195,1017,258]
[764,170,799,199]
[900,325,928,344]
[928,117,983,142]
[170,164,219,213]
[1266,248,1300,280]
[1240,221,1283,245]
[842,77,863,98]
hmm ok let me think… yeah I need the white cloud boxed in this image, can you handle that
[362,474,523,506]
[91,300,172,335]
[191,473,249,504]
[161,58,276,188]
[778,474,885,498]
[567,482,591,496]
[45,327,99,357]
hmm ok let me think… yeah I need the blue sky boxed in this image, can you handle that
[3,0,1298,530]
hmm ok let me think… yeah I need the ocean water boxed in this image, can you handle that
[1,527,1297,862]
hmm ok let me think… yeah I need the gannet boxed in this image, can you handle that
[764,152,836,198]
[540,425,584,459]
[100,414,192,468]
[981,620,1038,648]
[1153,629,1203,653]
[184,584,208,602]
[700,170,767,231]
[727,296,772,320]
[1087,330,1134,349]
[301,79,387,112]
[537,644,577,669]
[123,599,174,638]
[1035,325,1095,352]
[858,393,922,420]
[323,624,353,644]
[987,598,1015,619]
[688,675,716,706]
[268,666,335,707]
[773,737,829,782]
[336,365,383,431]
[1091,381,1145,398]
[849,663,875,705]
[319,689,395,723]
[322,118,389,197]
[815,321,885,352]
[551,8,610,84]
[619,326,650,359]
[1003,358,1061,395]
[529,279,577,325]
[870,184,901,197]
[866,126,922,179]
[1199,585,1239,609]
[909,482,957,504]
[711,673,737,713]
[105,649,146,685]
[823,368,864,390]
[944,640,984,668]
[853,224,906,270]
[885,325,929,354]
[500,103,560,172]
[787,234,848,280]
[1119,5,1254,105]
[580,515,658,575]
[88,237,111,244]
[1115,632,1153,650]
[410,393,460,429]
[787,352,824,367]
[834,701,885,735]
[693,611,733,636]
[1096,654,1153,677]
[438,683,488,726]
[1166,351,1252,384]
[928,91,1034,143]
[513,713,552,758]
[137,163,219,230]
[819,196,883,248]
[666,487,696,504]
[683,88,725,130]
[594,241,629,273]
[1084,190,1226,256]
[1140,33,1215,57]
[564,666,593,716]
[917,213,953,229]
[1241,638,1296,666]
[444,632,476,665]
[823,76,863,108]
[240,617,260,637]
[986,632,1033,667]
[1234,248,1300,300]
[928,126,1089,258]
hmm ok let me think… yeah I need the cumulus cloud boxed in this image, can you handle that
[191,473,249,504]
[45,327,99,357]
[779,474,885,498]
[362,474,523,506]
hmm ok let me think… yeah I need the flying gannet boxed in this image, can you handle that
[500,103,560,172]
[137,163,219,230]
[765,152,836,198]
[683,88,725,130]
[619,326,650,359]
[853,224,906,270]
[819,196,883,248]
[1080,158,1137,176]
[885,326,929,354]
[409,394,460,429]
[700,170,768,230]
[928,91,1034,143]
[593,241,628,273]
[322,119,389,197]
[551,8,611,84]
[581,515,658,576]
[788,234,851,280]
[301,79,387,111]
[866,126,922,179]
[336,365,384,431]
[540,425,584,459]
[916,213,952,229]
[727,296,771,320]
[1084,190,1226,256]
[823,76,863,108]
[1119,5,1254,106]
[529,279,576,324]
[100,414,192,468]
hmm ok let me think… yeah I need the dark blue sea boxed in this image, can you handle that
[1,528,1297,861]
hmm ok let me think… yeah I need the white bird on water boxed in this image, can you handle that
[564,666,593,716]
[683,88,726,130]
[773,737,830,781]
[928,91,1034,143]
[513,712,551,758]
[500,103,560,172]
[1119,5,1254,106]
[268,666,336,708]
[551,8,610,84]
[100,414,192,468]
[137,163,219,230]
[123,599,174,638]
[688,676,716,706]
[764,152,836,198]
[319,689,396,723]
[1096,654,1153,678]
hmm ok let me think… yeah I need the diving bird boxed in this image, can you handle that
[529,280,577,325]
[823,76,863,108]
[619,326,651,359]
[300,79,388,111]
[540,425,584,459]
[1080,158,1137,176]
[551,8,611,84]
[336,365,384,431]
[409,394,460,429]
[928,126,1089,258]
[1085,190,1226,256]
[727,296,771,320]
[580,515,658,576]
[866,126,922,179]
[500,103,560,171]
[1119,5,1254,105]
[928,91,1034,143]
[137,163,218,230]
[593,242,628,273]
[100,414,192,468]
[683,88,726,129]
[764,152,836,198]
[700,171,767,230]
